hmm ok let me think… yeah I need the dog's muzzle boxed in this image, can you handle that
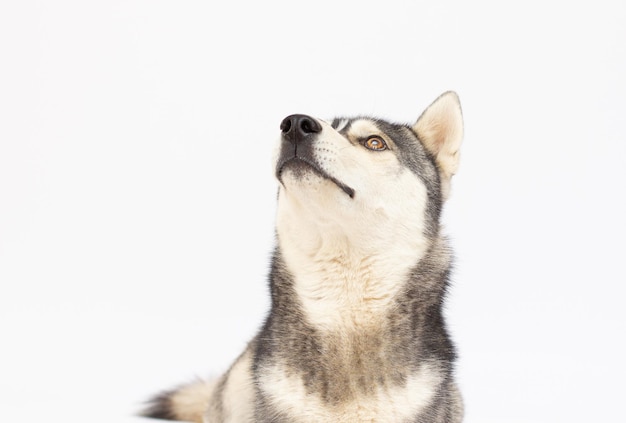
[276,114,355,199]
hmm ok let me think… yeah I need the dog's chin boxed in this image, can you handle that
[277,159,355,199]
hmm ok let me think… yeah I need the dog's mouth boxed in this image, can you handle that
[276,157,355,199]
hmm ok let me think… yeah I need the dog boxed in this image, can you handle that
[142,91,464,422]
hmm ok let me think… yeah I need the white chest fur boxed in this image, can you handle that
[258,361,441,422]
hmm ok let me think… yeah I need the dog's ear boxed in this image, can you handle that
[412,91,463,199]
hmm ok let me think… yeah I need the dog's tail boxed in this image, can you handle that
[140,378,218,423]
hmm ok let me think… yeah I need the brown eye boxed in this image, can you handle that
[364,136,387,151]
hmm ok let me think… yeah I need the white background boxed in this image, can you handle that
[1,1,625,422]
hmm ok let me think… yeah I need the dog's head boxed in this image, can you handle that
[274,92,463,265]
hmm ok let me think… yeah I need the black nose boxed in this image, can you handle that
[280,114,322,143]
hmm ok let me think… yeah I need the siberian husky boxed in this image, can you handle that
[142,91,465,422]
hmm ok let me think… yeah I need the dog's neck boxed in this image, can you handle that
[276,213,431,333]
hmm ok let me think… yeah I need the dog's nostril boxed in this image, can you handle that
[280,117,292,134]
[300,119,314,134]
[298,116,321,134]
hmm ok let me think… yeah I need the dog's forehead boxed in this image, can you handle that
[330,118,351,132]
[342,119,380,138]
[330,117,404,134]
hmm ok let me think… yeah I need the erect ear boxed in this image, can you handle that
[412,91,464,199]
